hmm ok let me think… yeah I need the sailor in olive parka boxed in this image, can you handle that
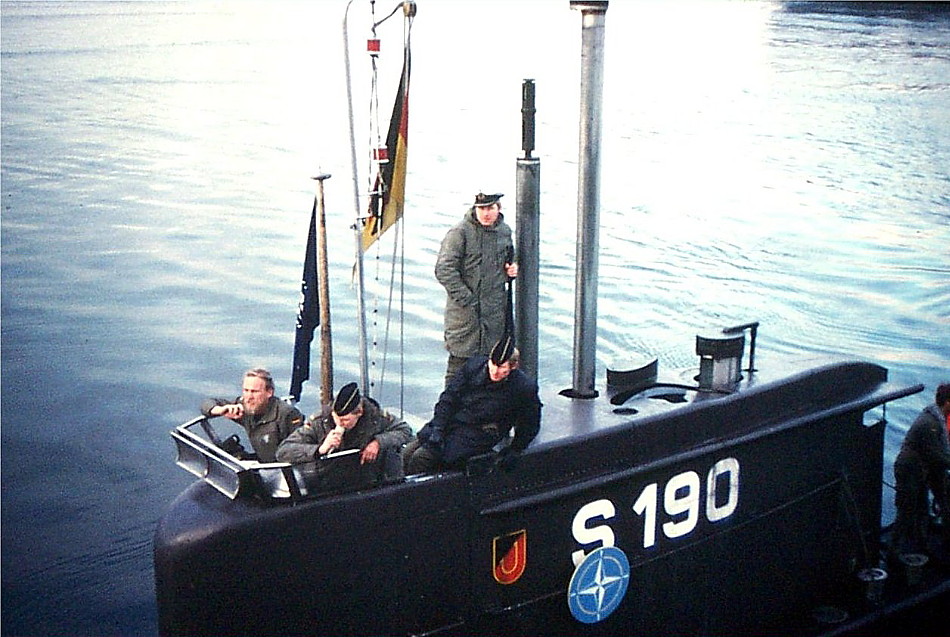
[201,367,304,463]
[435,192,518,384]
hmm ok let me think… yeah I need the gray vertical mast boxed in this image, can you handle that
[516,79,540,381]
[343,0,371,395]
[569,1,607,399]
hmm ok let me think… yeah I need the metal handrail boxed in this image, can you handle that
[170,417,300,501]
[169,417,390,502]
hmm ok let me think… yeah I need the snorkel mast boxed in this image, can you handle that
[568,1,608,398]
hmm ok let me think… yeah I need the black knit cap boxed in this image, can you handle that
[472,192,503,207]
[333,382,361,416]
[489,334,515,366]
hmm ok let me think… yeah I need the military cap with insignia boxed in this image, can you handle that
[472,192,503,207]
[333,382,361,416]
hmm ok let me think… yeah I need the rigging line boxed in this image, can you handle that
[405,4,414,53]
[373,1,406,29]
[401,11,411,417]
[366,0,386,220]
[366,0,380,394]
[368,181,403,399]
[366,4,412,406]
[375,6,411,414]
[367,74,382,206]
[369,215,390,394]
[370,8,412,409]
[376,218,402,409]
[366,209,400,406]
[399,189,405,417]
[370,246,381,392]
[364,0,384,395]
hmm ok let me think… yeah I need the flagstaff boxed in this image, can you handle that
[313,173,334,409]
[344,0,414,398]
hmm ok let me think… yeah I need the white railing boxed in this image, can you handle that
[170,417,306,500]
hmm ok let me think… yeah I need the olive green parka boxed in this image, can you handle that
[435,209,514,359]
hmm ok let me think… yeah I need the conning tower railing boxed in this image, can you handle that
[170,418,306,501]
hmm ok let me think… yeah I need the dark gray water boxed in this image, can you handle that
[2,1,948,635]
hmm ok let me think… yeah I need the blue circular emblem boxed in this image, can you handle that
[567,546,631,624]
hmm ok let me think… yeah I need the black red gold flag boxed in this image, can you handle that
[363,52,410,250]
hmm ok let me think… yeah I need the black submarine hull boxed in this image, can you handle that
[154,361,932,636]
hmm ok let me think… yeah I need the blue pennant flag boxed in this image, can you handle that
[289,200,320,401]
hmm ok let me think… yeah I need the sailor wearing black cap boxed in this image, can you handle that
[435,191,519,385]
[276,382,412,487]
[403,335,542,474]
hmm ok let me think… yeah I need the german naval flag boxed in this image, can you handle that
[362,52,410,251]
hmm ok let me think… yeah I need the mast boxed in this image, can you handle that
[313,174,334,409]
[342,1,415,398]
[568,1,608,399]
[516,79,540,381]
[343,0,372,394]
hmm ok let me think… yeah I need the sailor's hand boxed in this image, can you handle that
[211,403,244,420]
[505,262,519,279]
[319,426,345,455]
[360,439,380,465]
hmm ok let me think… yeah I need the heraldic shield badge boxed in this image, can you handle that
[492,530,527,585]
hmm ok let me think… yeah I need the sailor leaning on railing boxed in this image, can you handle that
[200,367,305,463]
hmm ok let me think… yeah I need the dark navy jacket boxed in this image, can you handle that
[429,354,542,466]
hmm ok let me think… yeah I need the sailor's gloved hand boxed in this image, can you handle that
[219,434,247,459]
[494,446,520,472]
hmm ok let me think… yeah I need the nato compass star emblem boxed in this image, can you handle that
[567,546,631,624]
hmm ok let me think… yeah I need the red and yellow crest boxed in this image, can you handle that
[492,530,527,585]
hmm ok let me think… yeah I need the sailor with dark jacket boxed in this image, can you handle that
[403,335,542,474]
[276,382,412,488]
[892,382,950,555]
[201,367,304,463]
[435,192,518,385]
